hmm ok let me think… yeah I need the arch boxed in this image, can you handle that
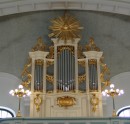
[0,72,21,82]
[0,0,130,17]
[0,106,16,118]
[0,72,22,115]
[103,72,130,117]
[117,106,130,117]
[110,72,130,82]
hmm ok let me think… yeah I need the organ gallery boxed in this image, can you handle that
[21,13,110,117]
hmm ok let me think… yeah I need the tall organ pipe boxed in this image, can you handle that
[89,60,98,91]
[57,47,75,92]
[34,60,43,91]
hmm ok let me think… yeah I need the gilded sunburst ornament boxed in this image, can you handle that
[49,14,83,42]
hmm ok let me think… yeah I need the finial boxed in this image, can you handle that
[85,37,100,51]
[32,37,46,51]
[49,13,83,42]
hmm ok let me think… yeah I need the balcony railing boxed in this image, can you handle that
[0,117,130,124]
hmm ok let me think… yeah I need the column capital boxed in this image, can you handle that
[29,51,49,60]
[83,51,103,59]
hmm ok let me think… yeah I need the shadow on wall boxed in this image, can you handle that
[103,72,130,117]
[0,72,24,117]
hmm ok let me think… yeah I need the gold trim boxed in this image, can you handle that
[57,96,76,107]
[34,94,42,112]
[21,74,32,89]
[46,61,54,67]
[78,74,86,83]
[85,37,100,51]
[57,45,74,56]
[78,46,85,59]
[47,46,54,59]
[35,59,43,65]
[21,58,32,89]
[78,60,85,67]
[49,13,83,42]
[90,94,99,112]
[46,74,54,83]
[100,61,110,90]
[21,58,31,76]
[32,37,46,52]
[88,59,97,65]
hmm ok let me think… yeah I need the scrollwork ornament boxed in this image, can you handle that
[78,60,85,67]
[90,94,99,112]
[46,74,54,83]
[85,37,100,51]
[57,96,76,108]
[34,94,42,112]
[78,74,86,83]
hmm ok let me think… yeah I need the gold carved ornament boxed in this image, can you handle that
[78,60,85,67]
[78,74,86,83]
[57,96,76,108]
[90,94,99,112]
[34,94,42,112]
[78,46,85,59]
[21,74,32,89]
[46,61,54,67]
[85,37,100,51]
[47,46,54,59]
[21,58,32,89]
[100,60,110,90]
[57,46,74,56]
[35,59,44,66]
[46,74,54,83]
[49,13,83,42]
[32,37,46,52]
[88,59,97,65]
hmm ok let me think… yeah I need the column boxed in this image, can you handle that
[31,58,35,92]
[43,58,47,93]
[54,44,57,93]
[75,44,78,93]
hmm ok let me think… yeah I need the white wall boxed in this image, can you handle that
[103,72,130,117]
[0,72,26,117]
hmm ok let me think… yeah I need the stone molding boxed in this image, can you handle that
[0,0,130,16]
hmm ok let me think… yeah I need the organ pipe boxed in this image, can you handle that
[88,59,98,91]
[34,59,43,91]
[57,46,75,92]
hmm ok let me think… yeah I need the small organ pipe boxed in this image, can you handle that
[64,49,66,91]
[34,60,43,91]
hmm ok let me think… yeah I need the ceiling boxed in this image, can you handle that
[0,1,129,79]
[0,0,130,16]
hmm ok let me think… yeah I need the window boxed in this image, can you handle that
[117,106,130,117]
[0,106,15,118]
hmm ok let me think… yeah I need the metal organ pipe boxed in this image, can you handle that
[89,60,98,91]
[57,46,75,92]
[34,60,43,92]
[68,51,70,91]
[72,53,74,90]
[63,50,64,91]
[70,50,72,90]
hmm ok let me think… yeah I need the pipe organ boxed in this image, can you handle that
[21,14,110,118]
[57,46,75,92]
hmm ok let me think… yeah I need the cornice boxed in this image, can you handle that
[0,0,130,16]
